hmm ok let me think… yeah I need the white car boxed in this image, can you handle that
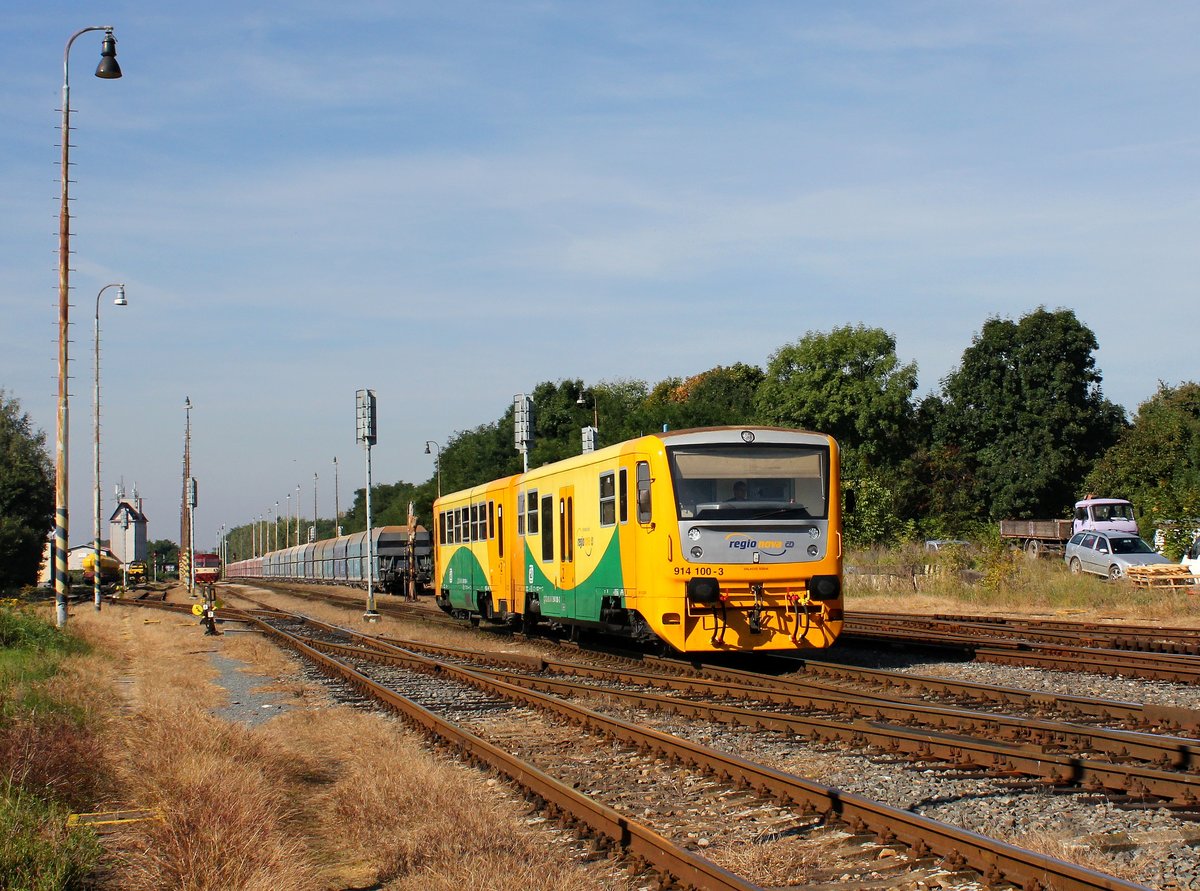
[1182,535,1200,577]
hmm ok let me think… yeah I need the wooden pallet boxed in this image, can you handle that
[1125,565,1200,589]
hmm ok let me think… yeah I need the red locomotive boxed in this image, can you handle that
[193,552,221,584]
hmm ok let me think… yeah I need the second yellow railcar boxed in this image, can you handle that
[433,426,844,653]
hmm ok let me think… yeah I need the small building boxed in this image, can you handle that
[109,497,148,565]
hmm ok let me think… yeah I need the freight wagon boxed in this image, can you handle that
[225,526,432,595]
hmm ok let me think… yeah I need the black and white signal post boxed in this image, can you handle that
[356,389,380,622]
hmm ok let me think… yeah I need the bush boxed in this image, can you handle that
[0,606,107,888]
[0,791,101,891]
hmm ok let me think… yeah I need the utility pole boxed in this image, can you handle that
[313,472,318,543]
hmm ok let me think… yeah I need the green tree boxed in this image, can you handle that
[643,363,764,430]
[1084,381,1200,552]
[146,539,179,572]
[754,325,917,477]
[0,391,54,591]
[932,308,1126,522]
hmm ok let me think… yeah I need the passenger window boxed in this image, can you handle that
[619,468,628,523]
[599,472,616,526]
[469,504,478,542]
[540,495,554,561]
[636,461,652,523]
[527,490,540,535]
[517,490,526,536]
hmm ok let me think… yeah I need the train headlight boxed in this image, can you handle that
[808,526,820,539]
[807,544,819,557]
[687,527,701,541]
[690,546,703,558]
[809,575,840,601]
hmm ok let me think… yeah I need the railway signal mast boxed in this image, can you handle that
[356,389,380,622]
[514,394,533,472]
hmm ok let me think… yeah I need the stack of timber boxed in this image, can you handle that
[1125,564,1200,590]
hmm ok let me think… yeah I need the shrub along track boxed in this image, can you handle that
[156,593,1155,891]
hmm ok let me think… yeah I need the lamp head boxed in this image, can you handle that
[425,443,431,454]
[95,30,122,80]
[184,396,192,410]
[113,284,127,307]
[577,394,586,406]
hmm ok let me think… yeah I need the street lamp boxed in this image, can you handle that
[54,26,122,628]
[92,283,126,611]
[424,440,442,497]
[286,492,291,546]
[296,483,302,546]
[274,500,280,551]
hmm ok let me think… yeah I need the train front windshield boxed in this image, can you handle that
[669,444,829,521]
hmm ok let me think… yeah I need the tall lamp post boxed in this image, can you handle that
[296,483,302,546]
[274,500,280,551]
[54,26,122,628]
[92,282,126,611]
[286,492,291,546]
[424,440,442,497]
[181,397,192,588]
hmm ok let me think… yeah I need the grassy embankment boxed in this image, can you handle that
[0,601,107,890]
[846,541,1200,624]
[2,590,631,891]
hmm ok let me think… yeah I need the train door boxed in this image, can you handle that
[558,486,575,616]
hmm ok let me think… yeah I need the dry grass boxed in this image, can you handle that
[1013,829,1145,884]
[60,601,629,891]
[847,545,1200,625]
[707,832,838,886]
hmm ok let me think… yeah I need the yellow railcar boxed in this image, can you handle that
[433,426,844,653]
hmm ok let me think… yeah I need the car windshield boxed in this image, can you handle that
[667,443,829,520]
[1109,536,1154,555]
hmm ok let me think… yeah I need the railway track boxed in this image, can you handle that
[124,583,1200,886]
[115,591,1174,889]
[849,611,1200,656]
[248,609,1146,890]
[840,612,1200,684]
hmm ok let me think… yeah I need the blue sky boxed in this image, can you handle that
[3,2,1197,551]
